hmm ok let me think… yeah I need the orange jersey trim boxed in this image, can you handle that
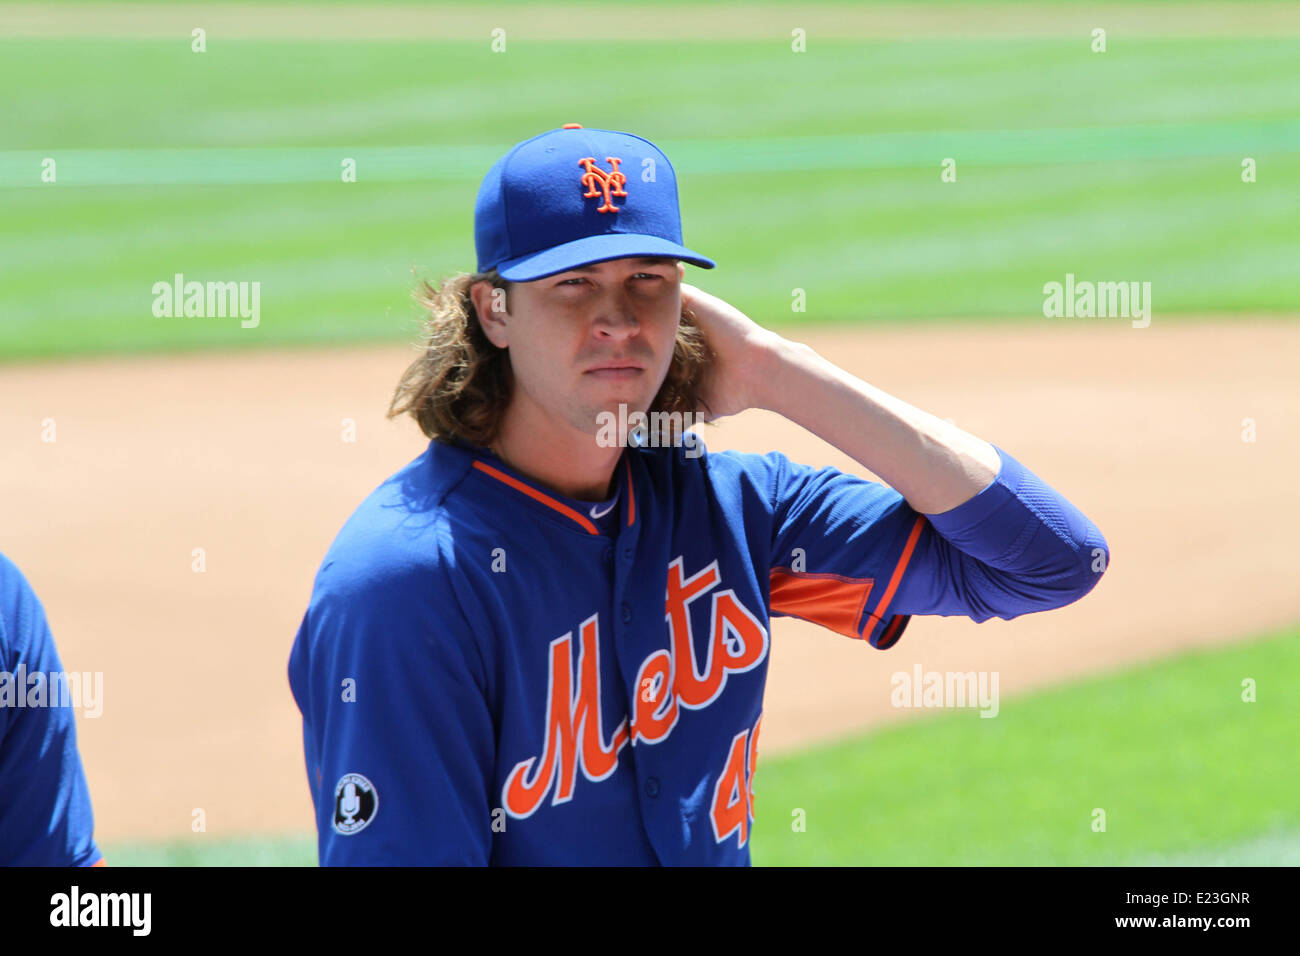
[862,515,926,633]
[472,460,602,535]
[624,457,636,527]
[769,514,926,643]
[768,569,875,640]
[877,613,907,649]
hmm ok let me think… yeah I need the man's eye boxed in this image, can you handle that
[557,274,663,287]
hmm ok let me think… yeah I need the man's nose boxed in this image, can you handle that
[592,289,641,338]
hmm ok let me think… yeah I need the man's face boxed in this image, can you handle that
[477,256,684,440]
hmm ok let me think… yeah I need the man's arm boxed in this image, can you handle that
[682,282,1108,639]
[754,339,999,515]
[680,281,997,514]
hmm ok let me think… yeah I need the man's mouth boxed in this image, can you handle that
[585,367,643,380]
[584,360,646,379]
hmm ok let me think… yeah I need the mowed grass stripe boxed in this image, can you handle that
[99,829,1300,868]
[100,834,318,868]
[3,152,1297,360]
[1133,828,1300,866]
[4,38,1300,150]
[6,2,1300,41]
[5,118,1300,187]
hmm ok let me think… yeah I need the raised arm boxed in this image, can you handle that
[683,281,998,514]
[683,283,1109,641]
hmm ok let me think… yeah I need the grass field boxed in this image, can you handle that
[751,622,1300,866]
[3,4,1299,360]
[99,620,1300,866]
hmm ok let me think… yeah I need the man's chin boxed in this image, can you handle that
[580,400,655,446]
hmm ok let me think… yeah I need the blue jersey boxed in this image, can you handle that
[289,436,1108,865]
[0,552,102,867]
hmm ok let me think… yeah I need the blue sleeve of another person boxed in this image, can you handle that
[0,552,102,866]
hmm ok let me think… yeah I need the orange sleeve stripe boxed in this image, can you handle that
[768,570,875,640]
[624,457,635,526]
[864,515,926,630]
[92,857,107,867]
[472,460,600,535]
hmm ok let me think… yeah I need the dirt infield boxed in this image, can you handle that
[2,318,1296,843]
[5,3,1299,40]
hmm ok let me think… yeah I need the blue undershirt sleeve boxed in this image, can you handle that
[893,444,1110,622]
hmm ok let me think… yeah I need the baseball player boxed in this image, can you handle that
[0,551,103,866]
[288,125,1109,866]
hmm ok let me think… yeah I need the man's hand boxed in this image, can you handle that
[679,281,788,422]
[677,270,998,513]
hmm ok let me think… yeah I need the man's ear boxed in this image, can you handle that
[677,262,686,279]
[470,280,510,349]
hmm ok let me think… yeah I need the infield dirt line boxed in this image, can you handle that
[3,2,1300,40]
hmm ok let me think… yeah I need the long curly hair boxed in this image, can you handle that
[388,268,715,446]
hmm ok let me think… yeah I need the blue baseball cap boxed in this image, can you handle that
[474,124,716,281]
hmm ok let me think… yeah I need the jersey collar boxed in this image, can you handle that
[450,438,638,536]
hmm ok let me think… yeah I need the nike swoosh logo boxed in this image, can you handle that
[589,500,617,520]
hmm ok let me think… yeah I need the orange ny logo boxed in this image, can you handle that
[578,156,628,213]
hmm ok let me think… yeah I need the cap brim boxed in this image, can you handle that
[496,233,715,281]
